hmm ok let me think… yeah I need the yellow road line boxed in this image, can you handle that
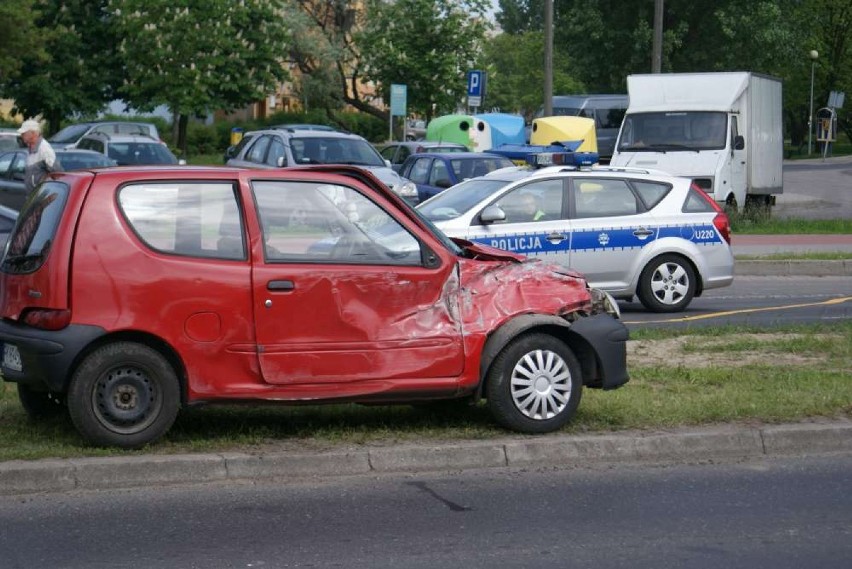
[624,296,852,325]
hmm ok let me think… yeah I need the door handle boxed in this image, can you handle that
[546,232,567,244]
[267,280,295,291]
[633,228,654,238]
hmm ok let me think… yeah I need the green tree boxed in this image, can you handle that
[0,0,43,84]
[358,0,492,120]
[107,0,291,153]
[482,31,584,120]
[1,0,120,134]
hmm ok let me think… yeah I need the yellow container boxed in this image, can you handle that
[531,117,597,154]
[230,127,244,146]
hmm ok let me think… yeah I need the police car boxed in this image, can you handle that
[417,161,734,312]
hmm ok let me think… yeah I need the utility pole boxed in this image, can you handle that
[652,0,664,73]
[544,0,553,116]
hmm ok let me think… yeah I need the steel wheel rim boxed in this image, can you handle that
[650,262,689,306]
[510,349,572,420]
[92,366,162,435]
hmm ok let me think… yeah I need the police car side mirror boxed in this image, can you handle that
[479,205,506,224]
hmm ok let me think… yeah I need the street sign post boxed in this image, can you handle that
[390,84,407,140]
[467,70,486,110]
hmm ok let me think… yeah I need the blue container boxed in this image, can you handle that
[474,113,526,149]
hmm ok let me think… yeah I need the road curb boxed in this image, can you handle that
[2,421,850,496]
[735,259,851,277]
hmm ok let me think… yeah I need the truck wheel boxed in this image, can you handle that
[67,342,180,449]
[724,195,738,215]
[744,195,772,220]
[17,384,66,418]
[637,254,696,312]
[486,333,582,434]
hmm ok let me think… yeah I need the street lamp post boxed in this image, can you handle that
[808,50,819,155]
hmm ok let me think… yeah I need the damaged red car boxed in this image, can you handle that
[0,165,629,448]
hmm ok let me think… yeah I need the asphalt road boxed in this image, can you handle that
[777,156,852,219]
[621,275,852,328]
[1,453,850,569]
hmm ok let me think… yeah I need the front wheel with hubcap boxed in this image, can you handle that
[487,333,582,434]
[637,254,696,313]
[67,342,180,449]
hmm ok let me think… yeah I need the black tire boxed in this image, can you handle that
[67,342,180,449]
[486,333,582,434]
[17,384,66,418]
[637,254,696,313]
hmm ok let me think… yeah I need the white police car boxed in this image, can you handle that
[417,163,734,312]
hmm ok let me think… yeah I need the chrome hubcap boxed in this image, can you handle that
[510,349,572,420]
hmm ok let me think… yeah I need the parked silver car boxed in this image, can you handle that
[226,129,419,205]
[48,121,162,150]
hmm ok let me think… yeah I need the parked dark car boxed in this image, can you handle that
[0,165,628,448]
[398,152,514,202]
[0,148,116,209]
[378,141,468,173]
[76,133,181,166]
[0,204,17,249]
[0,129,24,152]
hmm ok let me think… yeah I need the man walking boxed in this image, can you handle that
[17,119,62,193]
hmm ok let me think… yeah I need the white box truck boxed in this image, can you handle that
[611,72,783,212]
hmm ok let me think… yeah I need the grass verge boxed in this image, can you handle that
[1,323,849,462]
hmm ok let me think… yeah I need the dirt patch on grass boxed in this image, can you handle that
[627,333,831,368]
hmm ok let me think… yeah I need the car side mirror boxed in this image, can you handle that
[435,178,453,189]
[224,146,236,159]
[178,159,187,165]
[733,135,745,150]
[479,204,506,224]
[385,159,393,168]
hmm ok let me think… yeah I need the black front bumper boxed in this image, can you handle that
[569,313,630,390]
[0,320,105,392]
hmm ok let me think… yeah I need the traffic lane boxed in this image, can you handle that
[620,275,852,328]
[1,454,850,569]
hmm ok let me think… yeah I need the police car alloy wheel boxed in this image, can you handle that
[486,333,582,433]
[637,253,697,313]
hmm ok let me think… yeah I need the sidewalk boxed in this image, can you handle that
[733,234,852,277]
[2,420,850,496]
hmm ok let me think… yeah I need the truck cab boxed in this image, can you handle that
[611,73,782,213]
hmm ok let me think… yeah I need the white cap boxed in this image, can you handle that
[17,119,41,135]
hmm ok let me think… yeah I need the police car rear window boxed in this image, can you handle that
[632,181,671,209]
[683,187,717,213]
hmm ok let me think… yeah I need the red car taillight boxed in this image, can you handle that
[21,309,72,331]
[690,182,732,245]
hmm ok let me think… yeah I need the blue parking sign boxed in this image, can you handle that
[467,70,485,107]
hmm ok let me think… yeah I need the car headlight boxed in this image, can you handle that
[395,179,419,198]
[589,287,621,319]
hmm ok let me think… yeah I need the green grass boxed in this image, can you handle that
[185,153,225,166]
[1,322,849,462]
[730,216,852,234]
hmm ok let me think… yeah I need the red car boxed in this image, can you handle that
[0,165,628,448]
